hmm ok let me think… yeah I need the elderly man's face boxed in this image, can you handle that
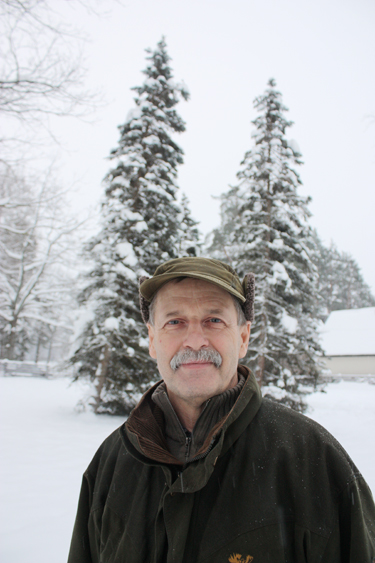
[147,278,250,407]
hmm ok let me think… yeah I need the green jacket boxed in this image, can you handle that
[68,367,375,563]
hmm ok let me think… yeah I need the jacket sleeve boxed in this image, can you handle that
[322,476,375,562]
[67,473,95,563]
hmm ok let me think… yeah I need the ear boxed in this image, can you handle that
[238,321,251,359]
[139,276,150,324]
[147,323,157,359]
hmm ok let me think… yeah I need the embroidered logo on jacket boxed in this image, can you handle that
[228,554,254,563]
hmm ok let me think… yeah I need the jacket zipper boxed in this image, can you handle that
[163,391,212,463]
[185,434,192,462]
[163,391,217,492]
[162,392,219,493]
[188,437,216,463]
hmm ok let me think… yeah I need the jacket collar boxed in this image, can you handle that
[151,373,246,464]
[122,365,262,490]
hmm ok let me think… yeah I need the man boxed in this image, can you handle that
[68,257,375,563]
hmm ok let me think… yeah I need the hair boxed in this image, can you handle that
[148,279,247,326]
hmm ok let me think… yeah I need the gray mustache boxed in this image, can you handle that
[170,348,223,371]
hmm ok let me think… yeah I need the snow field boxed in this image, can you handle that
[0,377,123,563]
[306,379,375,492]
[1,376,374,563]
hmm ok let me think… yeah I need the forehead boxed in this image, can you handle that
[154,277,235,312]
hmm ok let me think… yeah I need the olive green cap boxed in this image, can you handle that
[139,257,246,303]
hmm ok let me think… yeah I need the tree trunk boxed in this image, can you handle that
[94,344,111,414]
[257,309,267,386]
[6,318,18,360]
[35,331,41,363]
[257,157,272,387]
[46,327,56,366]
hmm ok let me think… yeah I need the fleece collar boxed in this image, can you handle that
[151,374,246,464]
[122,365,262,491]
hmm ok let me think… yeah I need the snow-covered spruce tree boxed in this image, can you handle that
[71,38,199,415]
[178,193,200,256]
[206,185,242,264]
[309,231,375,320]
[327,252,375,310]
[207,79,323,411]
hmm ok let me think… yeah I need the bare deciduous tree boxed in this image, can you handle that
[0,0,100,151]
[0,164,85,360]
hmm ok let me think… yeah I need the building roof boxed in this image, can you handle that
[321,307,375,356]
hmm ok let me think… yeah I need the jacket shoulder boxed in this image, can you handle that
[251,398,361,494]
[84,424,127,484]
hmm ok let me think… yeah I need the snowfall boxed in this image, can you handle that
[1,375,375,563]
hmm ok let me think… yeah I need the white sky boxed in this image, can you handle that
[48,0,375,291]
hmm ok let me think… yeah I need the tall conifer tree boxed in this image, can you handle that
[71,38,198,414]
[208,79,322,411]
[309,231,375,320]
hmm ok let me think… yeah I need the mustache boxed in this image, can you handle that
[170,348,223,371]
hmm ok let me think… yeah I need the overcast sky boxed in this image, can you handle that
[50,0,375,291]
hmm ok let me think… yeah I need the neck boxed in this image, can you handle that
[166,373,239,432]
[166,393,204,432]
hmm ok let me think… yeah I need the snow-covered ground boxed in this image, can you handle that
[1,376,374,563]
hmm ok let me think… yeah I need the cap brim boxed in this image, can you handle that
[140,271,246,303]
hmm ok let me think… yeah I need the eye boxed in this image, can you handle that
[209,318,222,323]
[167,319,180,325]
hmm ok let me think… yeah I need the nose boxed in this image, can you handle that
[182,320,209,350]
